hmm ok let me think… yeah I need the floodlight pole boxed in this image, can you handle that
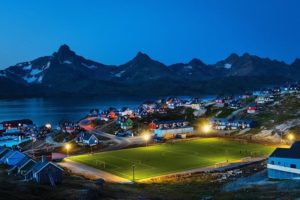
[132,164,135,182]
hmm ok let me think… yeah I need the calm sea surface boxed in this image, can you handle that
[0,96,216,127]
[0,98,141,126]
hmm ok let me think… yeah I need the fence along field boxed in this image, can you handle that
[68,138,275,180]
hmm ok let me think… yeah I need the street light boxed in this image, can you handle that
[45,123,52,130]
[202,124,211,134]
[65,143,71,157]
[144,134,150,146]
[288,133,295,141]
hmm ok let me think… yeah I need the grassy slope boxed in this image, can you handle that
[68,138,274,180]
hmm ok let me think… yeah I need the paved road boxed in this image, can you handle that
[79,118,146,151]
[226,107,247,120]
[59,159,131,183]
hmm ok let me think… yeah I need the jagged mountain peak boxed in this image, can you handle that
[133,51,152,62]
[226,53,240,61]
[58,44,72,53]
[53,44,76,61]
[188,58,206,66]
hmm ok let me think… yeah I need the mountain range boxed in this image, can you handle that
[0,44,299,98]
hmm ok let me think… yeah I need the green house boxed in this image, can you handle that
[121,119,134,130]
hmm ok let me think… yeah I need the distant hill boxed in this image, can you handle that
[0,44,297,98]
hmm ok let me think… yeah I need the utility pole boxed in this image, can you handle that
[132,164,135,182]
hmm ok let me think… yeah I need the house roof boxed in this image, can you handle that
[16,156,35,168]
[0,148,9,158]
[154,119,188,125]
[158,126,193,130]
[5,151,26,164]
[83,133,97,141]
[0,150,15,161]
[270,141,300,159]
[31,161,63,174]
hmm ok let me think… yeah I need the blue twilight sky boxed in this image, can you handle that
[0,0,300,69]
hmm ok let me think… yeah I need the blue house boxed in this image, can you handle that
[25,160,63,185]
[0,147,9,157]
[268,142,300,179]
[13,156,36,175]
[3,150,26,166]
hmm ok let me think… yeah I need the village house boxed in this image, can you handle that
[255,95,274,104]
[89,108,99,116]
[211,118,256,130]
[1,119,33,130]
[153,126,194,139]
[211,118,228,130]
[166,97,182,109]
[119,107,135,117]
[268,141,300,179]
[247,104,257,114]
[59,120,80,134]
[230,119,257,130]
[119,118,134,130]
[4,150,26,166]
[76,132,99,146]
[25,158,63,186]
[150,119,193,139]
[141,101,157,111]
[0,147,63,186]
[0,147,9,157]
[215,99,225,107]
[12,156,36,175]
[108,111,118,120]
[0,150,26,166]
[149,120,189,130]
[229,100,241,109]
[182,99,202,111]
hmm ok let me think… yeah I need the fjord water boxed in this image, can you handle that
[0,98,141,126]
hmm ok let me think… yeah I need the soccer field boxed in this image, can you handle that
[68,138,275,180]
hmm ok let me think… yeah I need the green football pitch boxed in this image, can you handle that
[68,138,275,180]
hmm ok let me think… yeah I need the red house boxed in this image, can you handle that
[215,99,225,107]
[108,111,118,120]
[148,122,157,130]
[247,105,257,114]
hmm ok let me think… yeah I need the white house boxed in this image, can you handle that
[76,132,99,146]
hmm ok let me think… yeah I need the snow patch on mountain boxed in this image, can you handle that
[184,65,193,70]
[31,69,43,76]
[82,63,97,69]
[37,75,43,83]
[115,70,125,77]
[63,60,72,64]
[22,62,50,84]
[224,63,232,69]
[45,61,51,70]
[23,65,32,71]
[23,76,38,83]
